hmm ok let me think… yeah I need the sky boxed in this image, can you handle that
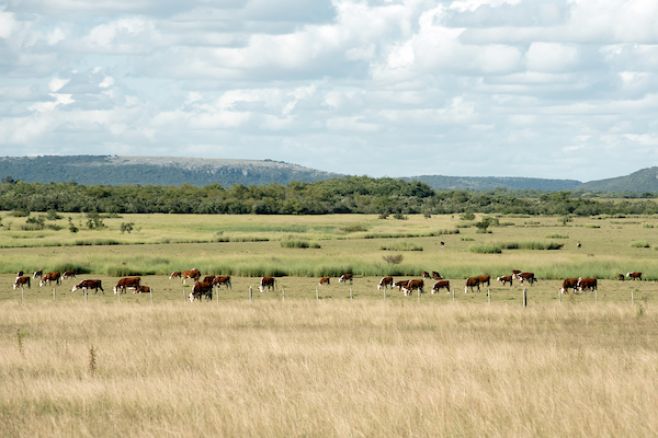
[1,0,657,182]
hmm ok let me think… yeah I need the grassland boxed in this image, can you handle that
[1,212,657,436]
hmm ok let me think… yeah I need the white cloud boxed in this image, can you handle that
[526,42,580,72]
[0,11,17,39]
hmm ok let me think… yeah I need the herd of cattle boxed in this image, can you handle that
[10,267,645,301]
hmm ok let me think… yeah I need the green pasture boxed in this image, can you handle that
[1,212,657,282]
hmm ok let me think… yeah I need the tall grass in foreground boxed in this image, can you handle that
[0,301,655,437]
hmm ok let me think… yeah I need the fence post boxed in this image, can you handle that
[384,287,387,300]
[150,288,153,305]
[487,288,490,304]
[282,286,285,302]
[522,288,528,308]
[350,287,353,301]
[249,286,253,303]
[631,288,635,306]
[417,287,420,303]
[316,286,319,302]
[53,287,56,302]
[21,287,24,305]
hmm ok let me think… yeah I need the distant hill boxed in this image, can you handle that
[578,167,658,194]
[406,175,582,192]
[0,155,339,186]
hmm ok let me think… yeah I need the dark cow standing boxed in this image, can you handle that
[431,271,443,280]
[431,280,450,294]
[378,276,394,290]
[402,279,424,296]
[465,275,489,293]
[515,272,537,285]
[62,271,77,280]
[134,285,152,294]
[113,277,141,294]
[616,273,625,281]
[338,273,353,284]
[577,277,598,292]
[71,279,104,294]
[626,272,642,281]
[213,275,232,289]
[259,276,275,293]
[421,271,431,279]
[189,280,213,302]
[40,272,61,287]
[319,276,331,286]
[560,278,579,294]
[13,276,31,290]
[497,275,513,286]
[33,270,43,279]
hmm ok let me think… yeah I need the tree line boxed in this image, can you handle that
[0,177,657,216]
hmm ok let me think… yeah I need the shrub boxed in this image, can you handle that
[46,210,63,220]
[340,225,368,233]
[547,234,569,239]
[382,254,404,264]
[280,240,321,249]
[380,243,423,251]
[631,241,651,249]
[470,245,502,254]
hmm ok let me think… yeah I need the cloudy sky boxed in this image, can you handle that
[1,0,657,181]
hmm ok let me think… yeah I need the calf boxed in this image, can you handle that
[189,280,213,302]
[338,273,353,284]
[134,285,152,294]
[40,272,61,287]
[378,276,394,290]
[13,275,31,290]
[402,279,424,296]
[213,275,232,289]
[497,275,513,286]
[560,278,579,294]
[71,279,104,294]
[319,276,331,286]
[626,272,642,281]
[62,271,77,280]
[431,280,450,294]
[113,276,141,295]
[259,276,275,293]
[577,277,598,292]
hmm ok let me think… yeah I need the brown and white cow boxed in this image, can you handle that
[338,273,353,284]
[181,268,201,284]
[33,270,43,279]
[213,275,232,289]
[169,271,182,280]
[189,280,213,302]
[62,271,77,280]
[394,280,410,291]
[511,269,521,277]
[421,271,431,279]
[560,278,579,294]
[202,275,216,284]
[71,279,104,294]
[497,275,513,286]
[113,277,141,295]
[465,276,482,293]
[378,276,394,290]
[431,280,450,294]
[431,271,443,280]
[402,279,424,296]
[626,272,642,281]
[577,277,598,292]
[319,276,331,286]
[259,276,275,293]
[516,272,537,285]
[13,275,31,290]
[134,285,152,294]
[40,272,61,287]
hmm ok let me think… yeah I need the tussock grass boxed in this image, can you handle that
[380,242,423,251]
[631,240,651,248]
[0,301,655,437]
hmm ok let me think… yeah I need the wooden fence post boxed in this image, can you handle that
[350,287,353,301]
[522,288,528,308]
[487,288,490,304]
[316,286,319,302]
[417,287,420,303]
[21,287,24,305]
[282,286,285,302]
[249,286,253,303]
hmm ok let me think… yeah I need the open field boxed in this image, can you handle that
[1,301,656,437]
[1,212,657,436]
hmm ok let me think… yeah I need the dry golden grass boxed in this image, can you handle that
[1,300,656,437]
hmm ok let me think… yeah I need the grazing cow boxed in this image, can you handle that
[259,276,275,293]
[516,272,537,285]
[134,285,151,294]
[440,241,445,246]
[181,268,201,284]
[560,278,579,294]
[465,276,482,293]
[626,272,642,281]
[39,272,61,287]
[421,271,431,279]
[212,275,232,289]
[431,280,450,294]
[511,269,521,277]
[402,279,424,296]
[169,271,182,280]
[13,276,31,290]
[33,270,43,279]
[338,273,353,284]
[394,280,410,291]
[577,277,598,292]
[62,271,77,280]
[431,271,443,280]
[478,274,491,286]
[378,276,394,290]
[71,279,104,294]
[113,276,141,295]
[319,276,331,286]
[189,280,213,302]
[497,275,513,286]
[616,273,625,281]
[202,275,216,284]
